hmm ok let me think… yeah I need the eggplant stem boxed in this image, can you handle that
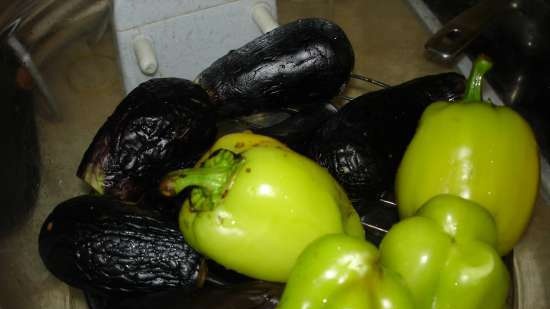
[464,55,493,103]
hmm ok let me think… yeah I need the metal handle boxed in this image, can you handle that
[425,0,510,63]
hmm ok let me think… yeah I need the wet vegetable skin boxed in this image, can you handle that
[77,78,217,203]
[396,57,539,255]
[308,72,466,212]
[197,18,354,118]
[38,195,204,293]
[380,195,510,309]
[162,140,365,282]
[278,234,415,309]
[279,195,509,309]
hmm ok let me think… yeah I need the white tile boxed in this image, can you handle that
[113,0,235,31]
[114,0,277,92]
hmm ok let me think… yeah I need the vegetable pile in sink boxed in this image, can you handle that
[38,18,539,309]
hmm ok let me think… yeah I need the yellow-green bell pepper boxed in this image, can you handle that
[278,194,509,309]
[278,233,416,309]
[195,131,288,165]
[380,194,510,309]
[160,135,364,282]
[396,56,539,254]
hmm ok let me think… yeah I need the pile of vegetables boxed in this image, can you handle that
[38,17,540,309]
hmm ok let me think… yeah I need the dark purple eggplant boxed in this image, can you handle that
[197,18,354,119]
[77,78,217,203]
[308,72,466,226]
[38,195,205,293]
[83,265,255,309]
[253,103,338,154]
[216,103,338,154]
[112,281,282,309]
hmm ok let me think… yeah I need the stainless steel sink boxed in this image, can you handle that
[1,0,548,308]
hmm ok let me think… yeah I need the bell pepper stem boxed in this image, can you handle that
[160,149,242,211]
[464,55,493,103]
[160,168,231,196]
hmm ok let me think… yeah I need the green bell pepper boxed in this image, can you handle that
[278,194,509,309]
[195,131,289,165]
[278,233,415,309]
[396,56,540,254]
[160,137,365,282]
[380,194,510,309]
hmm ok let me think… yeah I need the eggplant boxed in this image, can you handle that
[112,281,282,309]
[77,78,217,203]
[308,72,466,218]
[253,103,338,154]
[82,260,255,309]
[197,18,354,118]
[38,195,205,293]
[216,103,338,154]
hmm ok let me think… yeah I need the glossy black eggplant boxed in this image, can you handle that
[197,18,354,118]
[112,281,282,309]
[216,103,337,154]
[82,260,254,309]
[38,195,205,293]
[253,103,338,154]
[77,78,217,203]
[308,72,466,215]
